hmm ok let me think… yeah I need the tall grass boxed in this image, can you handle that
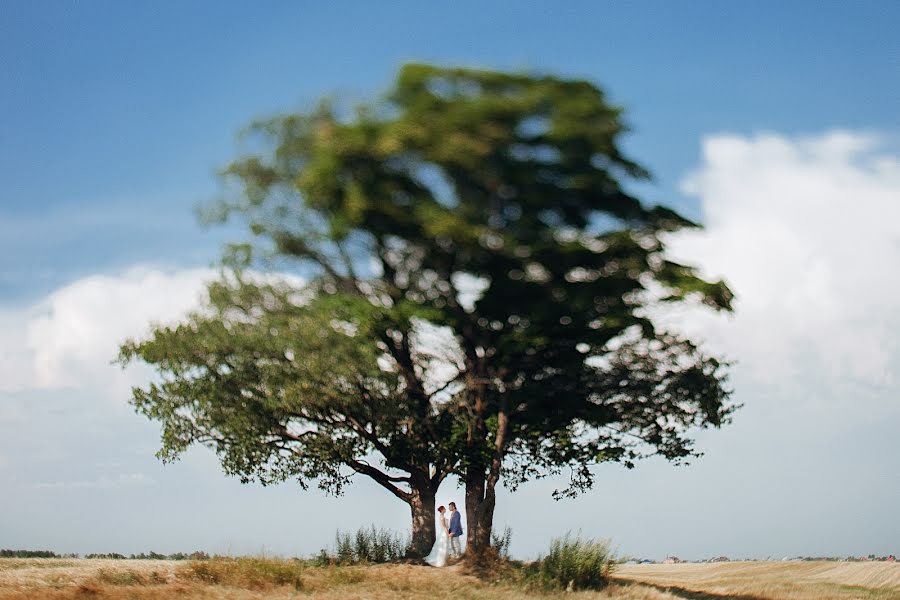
[327,526,409,564]
[491,526,513,560]
[181,557,304,590]
[534,533,615,591]
[95,568,167,586]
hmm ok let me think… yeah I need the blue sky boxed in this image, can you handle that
[1,2,898,559]
[3,1,898,301]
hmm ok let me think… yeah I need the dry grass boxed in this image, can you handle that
[0,557,897,599]
[615,561,900,599]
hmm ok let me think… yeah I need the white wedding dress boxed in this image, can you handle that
[424,514,450,567]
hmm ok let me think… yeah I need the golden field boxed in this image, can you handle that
[616,561,900,599]
[1,557,898,600]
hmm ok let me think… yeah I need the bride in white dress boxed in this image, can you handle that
[424,505,450,567]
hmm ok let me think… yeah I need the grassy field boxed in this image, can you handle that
[1,557,898,600]
[616,561,900,599]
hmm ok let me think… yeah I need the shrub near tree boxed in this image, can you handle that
[121,64,735,559]
[536,534,616,591]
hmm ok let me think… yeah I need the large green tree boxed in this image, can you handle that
[119,275,458,556]
[122,64,735,558]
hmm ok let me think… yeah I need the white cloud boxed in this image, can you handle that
[0,266,216,397]
[0,266,306,399]
[659,131,900,390]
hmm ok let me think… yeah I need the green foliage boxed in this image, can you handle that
[326,526,410,564]
[128,551,167,560]
[200,63,736,493]
[0,550,212,560]
[167,551,211,561]
[311,549,332,567]
[82,551,208,560]
[533,533,615,591]
[491,526,513,559]
[335,531,355,565]
[0,549,70,558]
[117,273,450,500]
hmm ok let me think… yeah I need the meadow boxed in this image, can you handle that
[1,557,898,600]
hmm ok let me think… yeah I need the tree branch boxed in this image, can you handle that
[347,459,412,502]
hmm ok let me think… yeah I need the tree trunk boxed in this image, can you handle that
[463,397,506,558]
[407,487,437,558]
[464,471,495,555]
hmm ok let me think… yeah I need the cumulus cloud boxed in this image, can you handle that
[0,266,307,399]
[0,266,216,397]
[659,131,900,391]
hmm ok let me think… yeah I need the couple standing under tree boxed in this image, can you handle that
[424,502,463,567]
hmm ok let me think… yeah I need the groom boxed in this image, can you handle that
[447,501,463,558]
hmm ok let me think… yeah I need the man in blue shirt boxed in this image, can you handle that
[447,501,463,558]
